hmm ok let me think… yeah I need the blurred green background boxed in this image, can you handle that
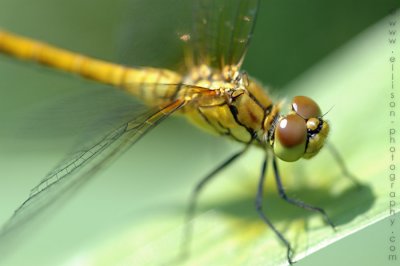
[0,0,399,265]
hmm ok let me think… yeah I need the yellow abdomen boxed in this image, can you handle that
[0,30,182,106]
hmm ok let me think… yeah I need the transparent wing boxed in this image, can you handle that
[116,0,192,71]
[7,85,148,140]
[116,0,260,72]
[191,0,260,69]
[0,96,186,240]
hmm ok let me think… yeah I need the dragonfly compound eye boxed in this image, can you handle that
[273,114,307,162]
[292,96,321,119]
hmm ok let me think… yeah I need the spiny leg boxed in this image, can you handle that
[272,157,336,230]
[326,142,362,187]
[255,154,294,265]
[181,145,250,259]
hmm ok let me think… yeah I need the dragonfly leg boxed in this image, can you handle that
[272,157,336,230]
[326,142,362,187]
[181,145,250,259]
[256,154,294,265]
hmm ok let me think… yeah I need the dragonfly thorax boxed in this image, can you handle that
[181,65,275,145]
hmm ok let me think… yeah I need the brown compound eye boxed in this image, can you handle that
[273,114,307,162]
[292,96,321,119]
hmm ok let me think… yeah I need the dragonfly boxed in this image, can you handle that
[0,0,357,264]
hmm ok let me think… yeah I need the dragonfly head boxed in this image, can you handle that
[272,96,329,162]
